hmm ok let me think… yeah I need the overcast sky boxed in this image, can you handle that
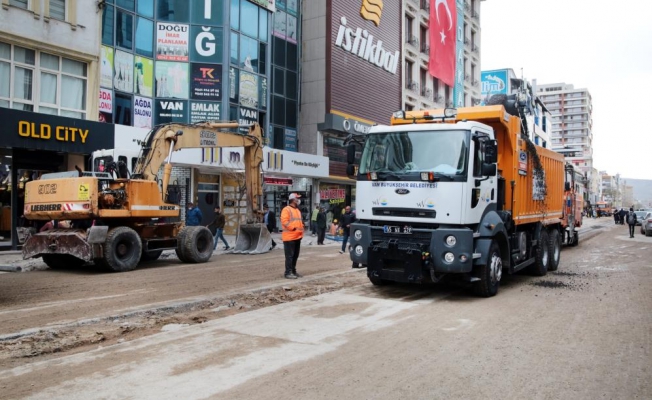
[481,0,652,180]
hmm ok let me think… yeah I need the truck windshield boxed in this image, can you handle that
[359,130,470,179]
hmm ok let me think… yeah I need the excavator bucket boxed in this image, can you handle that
[232,223,273,254]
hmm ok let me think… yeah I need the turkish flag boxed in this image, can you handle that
[429,0,457,87]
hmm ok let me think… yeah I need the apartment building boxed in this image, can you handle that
[402,0,482,111]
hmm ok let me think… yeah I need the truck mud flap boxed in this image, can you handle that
[232,223,272,254]
[22,229,93,262]
[367,242,426,284]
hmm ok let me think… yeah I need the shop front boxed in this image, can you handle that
[0,108,114,249]
[262,147,329,230]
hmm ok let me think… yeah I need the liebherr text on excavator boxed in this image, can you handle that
[22,122,272,272]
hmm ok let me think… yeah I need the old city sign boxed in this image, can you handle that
[1,108,114,154]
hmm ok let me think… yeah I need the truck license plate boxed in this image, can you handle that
[383,225,413,234]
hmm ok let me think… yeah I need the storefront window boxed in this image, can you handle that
[0,149,12,247]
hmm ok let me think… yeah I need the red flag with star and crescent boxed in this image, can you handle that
[429,0,457,87]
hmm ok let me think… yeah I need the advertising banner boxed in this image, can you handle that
[134,96,153,129]
[155,62,189,99]
[156,22,189,61]
[190,25,223,63]
[100,46,113,89]
[284,128,297,151]
[245,0,276,13]
[229,67,237,101]
[277,0,286,10]
[481,69,509,101]
[453,0,465,107]
[99,88,113,114]
[272,11,287,39]
[239,71,259,109]
[190,101,221,123]
[191,63,222,100]
[155,99,188,125]
[134,56,154,97]
[190,0,223,25]
[286,15,297,44]
[114,50,134,93]
[238,107,258,134]
[259,76,267,109]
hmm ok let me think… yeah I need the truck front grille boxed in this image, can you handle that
[370,229,432,245]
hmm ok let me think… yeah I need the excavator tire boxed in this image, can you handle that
[141,249,163,262]
[179,226,213,263]
[97,226,142,272]
[42,254,86,270]
[175,228,190,262]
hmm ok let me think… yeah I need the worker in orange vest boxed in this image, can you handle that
[281,193,305,279]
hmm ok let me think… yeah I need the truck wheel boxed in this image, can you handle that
[141,249,163,262]
[42,254,85,270]
[98,227,142,272]
[530,229,550,276]
[180,226,213,263]
[548,229,561,271]
[473,240,501,297]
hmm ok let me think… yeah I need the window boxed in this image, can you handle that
[239,35,258,73]
[445,85,451,104]
[102,5,115,45]
[230,32,239,65]
[157,0,190,22]
[405,16,413,41]
[50,0,66,21]
[137,0,154,17]
[286,42,297,71]
[420,68,427,92]
[240,0,259,39]
[273,67,284,95]
[405,61,413,85]
[114,93,132,125]
[9,0,27,9]
[0,43,88,117]
[419,25,427,51]
[117,0,135,11]
[432,77,439,98]
[230,0,240,30]
[135,17,154,57]
[116,10,134,50]
[259,7,268,42]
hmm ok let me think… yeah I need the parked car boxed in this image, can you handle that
[633,211,647,226]
[640,212,652,236]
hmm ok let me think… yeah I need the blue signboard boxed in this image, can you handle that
[453,0,465,107]
[481,69,509,101]
[284,128,297,152]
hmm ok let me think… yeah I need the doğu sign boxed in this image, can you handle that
[334,16,399,75]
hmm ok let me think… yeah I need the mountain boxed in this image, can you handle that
[624,178,652,206]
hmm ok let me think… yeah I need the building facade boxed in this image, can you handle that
[0,1,115,249]
[402,0,482,111]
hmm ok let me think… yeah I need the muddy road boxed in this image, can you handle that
[2,222,651,399]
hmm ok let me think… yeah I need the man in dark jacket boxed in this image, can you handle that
[619,208,627,225]
[186,202,203,226]
[316,206,327,245]
[339,205,356,254]
[627,207,637,238]
[263,204,277,249]
[207,206,229,250]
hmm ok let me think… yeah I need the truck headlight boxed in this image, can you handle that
[354,230,363,240]
[445,235,457,247]
[355,245,364,255]
[444,252,455,263]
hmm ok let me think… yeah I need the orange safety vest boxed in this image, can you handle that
[281,205,304,241]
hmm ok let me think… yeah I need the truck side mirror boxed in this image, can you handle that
[484,140,498,164]
[564,182,571,191]
[481,163,497,177]
[347,144,356,165]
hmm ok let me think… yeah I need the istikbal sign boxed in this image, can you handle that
[334,16,400,75]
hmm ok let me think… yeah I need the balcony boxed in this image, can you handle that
[420,42,429,54]
[471,44,479,53]
[433,94,444,103]
[464,74,470,82]
[464,2,470,11]
[421,87,432,98]
[472,79,479,87]
[406,80,419,92]
[471,10,479,19]
[420,0,430,12]
[406,35,419,48]
[446,100,454,108]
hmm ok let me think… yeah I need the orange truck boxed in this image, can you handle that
[344,99,565,297]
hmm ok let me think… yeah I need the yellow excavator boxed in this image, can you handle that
[22,122,273,272]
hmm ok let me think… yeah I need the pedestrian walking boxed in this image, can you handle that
[281,193,304,279]
[263,204,277,249]
[619,208,627,225]
[613,210,619,225]
[185,202,203,226]
[310,204,319,236]
[339,205,356,254]
[627,207,637,238]
[316,206,327,245]
[207,206,230,250]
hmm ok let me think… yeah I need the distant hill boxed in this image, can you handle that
[624,178,652,206]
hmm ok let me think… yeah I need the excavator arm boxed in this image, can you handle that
[133,122,265,220]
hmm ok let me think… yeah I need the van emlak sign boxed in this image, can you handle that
[334,15,400,75]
